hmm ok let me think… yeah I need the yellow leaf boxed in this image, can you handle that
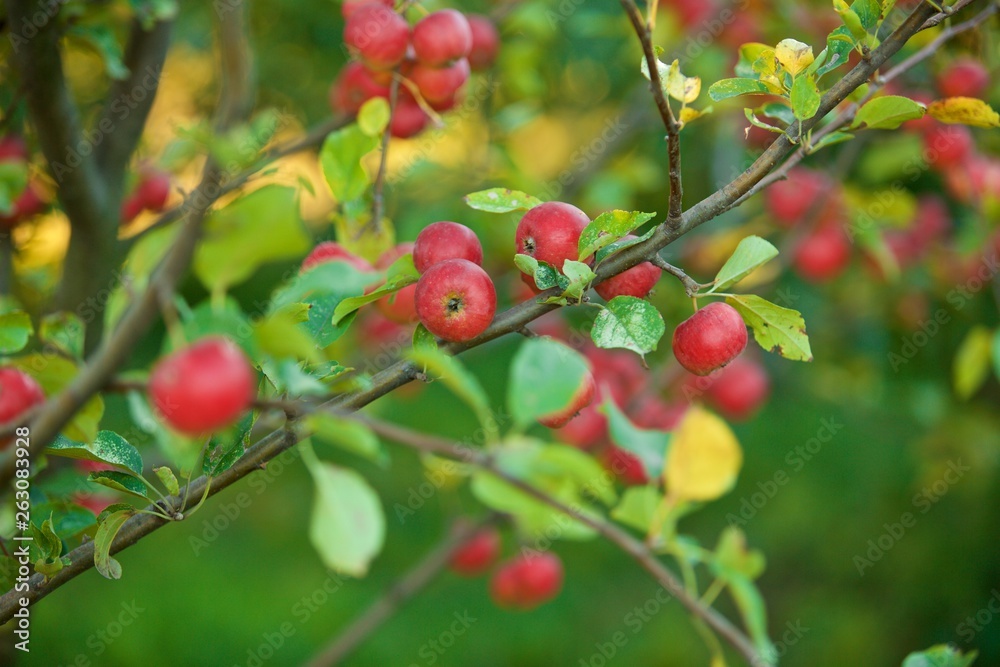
[928,97,1000,128]
[953,326,994,399]
[664,407,743,502]
[666,60,701,104]
[752,49,785,94]
[679,106,711,127]
[775,39,814,77]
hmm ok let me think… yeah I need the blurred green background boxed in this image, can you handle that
[6,0,1000,664]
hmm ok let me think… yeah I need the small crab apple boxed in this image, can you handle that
[376,243,419,324]
[0,136,28,163]
[765,169,826,226]
[515,202,590,288]
[538,370,596,429]
[938,58,990,99]
[672,302,748,376]
[415,258,496,342]
[411,9,472,67]
[413,221,483,272]
[344,4,410,71]
[302,241,374,273]
[704,357,770,421]
[923,125,974,169]
[330,62,390,114]
[603,446,648,486]
[594,236,660,301]
[149,337,255,435]
[793,225,851,282]
[449,527,501,576]
[340,0,392,19]
[556,403,607,449]
[390,96,431,139]
[466,15,500,70]
[409,59,471,105]
[490,552,564,610]
[137,167,171,211]
[0,367,45,436]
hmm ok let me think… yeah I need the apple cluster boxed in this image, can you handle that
[447,526,564,611]
[331,3,499,138]
[121,166,172,225]
[0,135,47,229]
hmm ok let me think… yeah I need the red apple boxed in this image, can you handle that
[414,258,496,342]
[672,302,748,376]
[376,242,419,323]
[515,202,590,288]
[410,59,470,105]
[556,403,607,449]
[302,241,375,274]
[793,225,851,282]
[449,527,501,576]
[0,182,46,229]
[149,337,256,435]
[490,552,564,610]
[0,367,45,436]
[411,10,472,67]
[120,193,145,225]
[390,96,431,138]
[538,371,596,429]
[602,446,648,486]
[330,62,390,114]
[586,346,647,407]
[413,221,483,273]
[344,4,410,71]
[765,169,826,226]
[629,395,686,431]
[703,357,770,421]
[924,125,974,169]
[0,136,28,163]
[594,235,659,300]
[466,15,500,70]
[937,58,990,99]
[341,0,393,19]
[137,168,171,211]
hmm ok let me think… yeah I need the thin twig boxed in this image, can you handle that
[651,256,701,296]
[366,75,399,237]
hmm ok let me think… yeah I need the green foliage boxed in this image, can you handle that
[0,310,32,354]
[852,95,926,130]
[47,431,144,476]
[408,347,498,441]
[94,509,134,580]
[726,294,813,362]
[902,645,978,667]
[507,338,591,429]
[464,188,543,213]
[11,355,104,442]
[590,296,665,358]
[305,413,387,466]
[705,236,778,293]
[602,397,670,479]
[577,210,656,261]
[320,123,380,203]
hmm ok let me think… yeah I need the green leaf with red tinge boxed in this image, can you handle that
[464,188,543,213]
[726,294,812,361]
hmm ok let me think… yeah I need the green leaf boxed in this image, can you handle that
[708,78,774,102]
[47,431,143,476]
[254,306,323,363]
[332,254,419,325]
[408,347,498,440]
[577,210,656,261]
[0,311,32,354]
[591,296,665,358]
[851,0,880,30]
[561,260,596,301]
[710,528,772,656]
[88,471,150,502]
[357,97,391,137]
[513,254,566,292]
[833,0,867,40]
[726,294,813,362]
[34,500,95,536]
[68,24,128,79]
[851,95,925,130]
[320,123,380,202]
[953,326,993,400]
[902,645,978,667]
[507,338,591,429]
[611,486,663,532]
[744,108,784,134]
[194,186,311,292]
[270,261,376,347]
[810,130,855,152]
[203,412,256,476]
[39,312,85,359]
[601,397,670,479]
[305,413,387,466]
[594,227,656,264]
[707,236,779,293]
[302,445,385,577]
[30,516,61,560]
[169,298,255,357]
[464,188,543,213]
[0,161,29,216]
[153,467,180,496]
[11,354,103,442]
[790,75,821,121]
[412,323,438,351]
[94,510,134,580]
[97,503,135,525]
[130,0,179,28]
[817,26,854,76]
[991,329,1000,383]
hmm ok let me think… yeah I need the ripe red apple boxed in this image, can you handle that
[390,96,431,138]
[629,395,686,430]
[330,62,390,114]
[594,235,659,301]
[538,371,596,428]
[341,0,392,19]
[302,241,375,274]
[414,258,496,342]
[413,221,483,273]
[449,527,501,576]
[937,58,990,99]
[602,446,648,486]
[703,357,770,421]
[923,125,974,169]
[149,337,255,435]
[344,4,410,71]
[0,367,45,435]
[410,58,470,105]
[137,168,171,211]
[765,169,826,226]
[466,15,500,70]
[0,136,28,163]
[515,202,590,288]
[672,302,748,376]
[490,552,564,610]
[411,10,473,67]
[375,242,419,324]
[556,404,607,449]
[120,193,145,225]
[793,225,851,282]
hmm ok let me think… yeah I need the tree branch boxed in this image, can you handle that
[305,516,498,667]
